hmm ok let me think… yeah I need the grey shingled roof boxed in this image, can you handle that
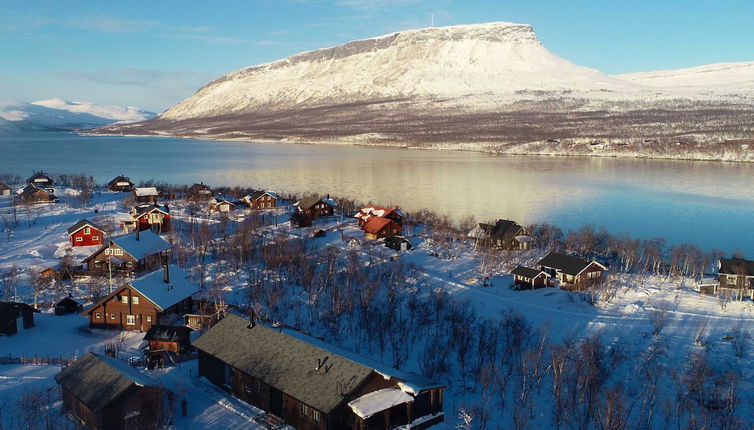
[143,325,192,342]
[719,258,754,276]
[55,352,157,412]
[479,219,524,240]
[538,252,594,276]
[66,219,104,235]
[296,196,322,209]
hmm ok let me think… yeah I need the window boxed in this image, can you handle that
[95,312,101,319]
[113,248,123,256]
[256,380,261,392]
[301,404,311,417]
[728,275,738,286]
[146,315,152,322]
[311,409,321,423]
[132,296,139,305]
[121,295,129,304]
[75,237,83,242]
[244,384,253,394]
[92,236,99,241]
[110,313,116,320]
[84,227,90,235]
[126,315,135,325]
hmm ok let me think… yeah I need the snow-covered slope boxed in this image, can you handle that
[614,61,754,96]
[0,99,155,132]
[32,98,154,123]
[161,22,639,120]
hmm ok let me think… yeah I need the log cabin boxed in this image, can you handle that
[67,219,106,247]
[384,236,412,252]
[107,175,134,192]
[537,252,607,289]
[16,183,57,203]
[55,352,164,430]
[132,187,159,204]
[81,229,171,274]
[242,190,278,209]
[511,266,551,290]
[0,302,39,335]
[362,217,402,240]
[355,206,404,227]
[82,265,199,331]
[469,219,533,250]
[187,183,214,201]
[296,196,336,218]
[128,204,171,233]
[26,171,54,187]
[0,182,11,196]
[193,314,445,430]
[55,295,83,315]
[717,258,754,300]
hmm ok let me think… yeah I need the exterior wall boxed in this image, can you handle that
[514,273,548,289]
[364,221,402,240]
[22,190,55,203]
[108,180,134,192]
[248,195,277,209]
[282,394,327,430]
[101,386,162,430]
[136,212,171,233]
[87,286,161,331]
[148,339,182,354]
[302,202,334,219]
[198,350,227,388]
[70,227,104,247]
[134,194,158,204]
[86,245,139,273]
[62,388,101,429]
[0,318,18,335]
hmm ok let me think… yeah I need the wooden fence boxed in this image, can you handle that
[0,354,77,366]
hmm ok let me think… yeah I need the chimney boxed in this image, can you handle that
[136,227,140,241]
[248,308,256,329]
[326,194,330,199]
[163,265,170,284]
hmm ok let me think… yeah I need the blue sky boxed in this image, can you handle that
[1,0,752,112]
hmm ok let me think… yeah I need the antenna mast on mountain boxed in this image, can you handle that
[431,13,434,27]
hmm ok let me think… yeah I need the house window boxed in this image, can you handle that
[92,236,99,241]
[243,384,253,394]
[75,237,83,242]
[114,248,123,256]
[256,380,261,392]
[95,312,101,319]
[146,315,152,322]
[110,313,116,320]
[121,296,129,304]
[132,296,139,305]
[728,275,737,286]
[301,403,311,417]
[311,409,321,422]
[126,315,135,325]
[84,227,90,234]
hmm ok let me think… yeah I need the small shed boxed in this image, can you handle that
[0,302,40,335]
[385,236,412,251]
[143,325,193,355]
[55,296,83,315]
[511,266,550,289]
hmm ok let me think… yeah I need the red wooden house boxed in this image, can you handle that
[67,219,106,247]
[107,175,134,192]
[128,204,171,233]
[355,205,404,227]
[363,217,402,240]
[56,352,164,430]
[82,265,199,332]
[82,229,172,274]
[242,190,278,209]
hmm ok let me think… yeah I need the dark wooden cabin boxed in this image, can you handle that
[143,325,193,354]
[718,258,754,300]
[537,252,607,289]
[67,219,106,247]
[56,352,164,430]
[363,217,402,240]
[0,302,40,335]
[82,265,198,332]
[470,219,532,250]
[511,266,550,289]
[128,204,171,233]
[187,183,214,201]
[132,187,159,204]
[55,295,83,315]
[194,314,445,430]
[385,236,412,252]
[17,183,57,203]
[0,182,11,196]
[107,175,134,192]
[242,190,278,209]
[26,171,54,187]
[296,196,336,218]
[82,229,171,274]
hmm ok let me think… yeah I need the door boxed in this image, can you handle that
[269,387,284,417]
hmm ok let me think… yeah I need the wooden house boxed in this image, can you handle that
[16,183,57,203]
[187,183,214,201]
[41,266,62,279]
[67,219,106,247]
[107,175,134,192]
[0,182,11,196]
[128,204,171,233]
[194,314,445,430]
[82,229,171,274]
[209,197,237,213]
[55,352,164,430]
[296,196,336,219]
[385,236,412,252]
[143,325,193,355]
[26,171,54,187]
[82,265,199,331]
[717,258,754,300]
[511,266,551,290]
[469,219,532,250]
[363,217,402,240]
[132,187,158,204]
[354,205,404,227]
[55,295,83,315]
[537,252,607,289]
[242,190,278,209]
[0,302,39,335]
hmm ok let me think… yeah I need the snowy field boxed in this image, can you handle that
[2,188,754,429]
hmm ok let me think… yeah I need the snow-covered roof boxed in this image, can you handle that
[112,230,172,260]
[348,387,414,419]
[322,198,337,207]
[129,265,199,311]
[134,187,158,197]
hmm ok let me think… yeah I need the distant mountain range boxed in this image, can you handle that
[91,22,754,154]
[0,99,155,133]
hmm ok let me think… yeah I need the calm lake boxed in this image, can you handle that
[2,131,754,255]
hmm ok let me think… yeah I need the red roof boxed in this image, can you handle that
[363,217,398,235]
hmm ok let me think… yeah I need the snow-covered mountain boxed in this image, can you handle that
[0,99,155,133]
[614,61,754,97]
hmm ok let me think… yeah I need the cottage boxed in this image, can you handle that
[132,187,159,204]
[82,229,171,274]
[194,314,445,430]
[717,258,754,300]
[83,265,199,331]
[355,205,404,227]
[107,175,134,192]
[187,183,214,200]
[537,252,607,289]
[41,266,63,279]
[242,190,278,209]
[16,183,57,203]
[292,196,337,227]
[143,325,193,355]
[67,219,106,247]
[469,219,532,250]
[55,295,83,315]
[56,352,164,430]
[26,171,54,187]
[385,236,412,252]
[209,197,237,213]
[128,204,171,233]
[0,182,11,196]
[0,302,40,335]
[363,217,402,240]
[511,266,551,290]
